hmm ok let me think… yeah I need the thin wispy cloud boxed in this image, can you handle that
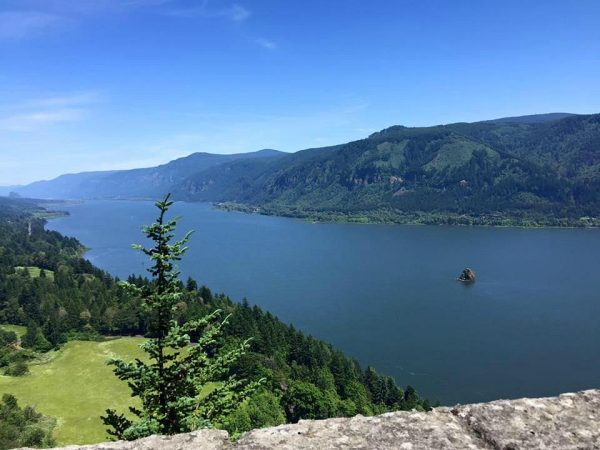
[255,38,277,50]
[2,0,174,15]
[167,3,275,49]
[0,11,65,39]
[167,2,250,22]
[0,109,85,132]
[0,91,99,132]
[227,4,250,22]
[24,91,102,108]
[122,0,178,7]
[0,1,253,40]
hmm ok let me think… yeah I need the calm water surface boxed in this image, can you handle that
[47,200,600,405]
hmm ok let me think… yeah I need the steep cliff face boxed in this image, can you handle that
[27,389,600,450]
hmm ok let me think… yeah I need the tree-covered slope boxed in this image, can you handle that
[0,200,430,445]
[173,154,288,202]
[189,113,600,225]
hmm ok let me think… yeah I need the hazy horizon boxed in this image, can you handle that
[0,111,591,187]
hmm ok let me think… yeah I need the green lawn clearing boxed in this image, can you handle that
[0,337,145,445]
[14,266,55,281]
[0,324,27,338]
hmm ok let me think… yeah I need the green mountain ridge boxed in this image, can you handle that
[482,112,577,124]
[186,113,600,225]
[10,113,600,225]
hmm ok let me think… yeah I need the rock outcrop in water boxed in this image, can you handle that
[27,389,600,450]
[458,267,476,282]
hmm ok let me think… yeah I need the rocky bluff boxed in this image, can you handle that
[27,389,600,450]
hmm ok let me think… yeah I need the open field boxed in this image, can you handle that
[14,266,55,281]
[0,324,27,338]
[0,337,145,445]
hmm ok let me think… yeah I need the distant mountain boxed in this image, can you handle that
[173,153,290,202]
[17,171,118,200]
[0,186,22,196]
[15,113,600,225]
[16,149,285,200]
[484,112,578,124]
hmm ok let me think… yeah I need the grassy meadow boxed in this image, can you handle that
[14,266,55,281]
[0,324,26,338]
[0,335,145,445]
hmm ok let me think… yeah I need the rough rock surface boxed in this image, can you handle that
[24,430,232,450]
[458,267,476,282]
[452,389,600,449]
[23,389,600,450]
[235,409,483,449]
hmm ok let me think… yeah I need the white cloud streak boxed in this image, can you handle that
[167,2,250,22]
[24,91,102,108]
[255,37,276,49]
[2,0,175,16]
[0,1,254,40]
[228,4,250,21]
[0,109,85,132]
[0,91,99,132]
[0,11,64,39]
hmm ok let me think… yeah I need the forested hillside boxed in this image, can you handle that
[0,199,430,445]
[12,113,600,226]
[207,113,600,225]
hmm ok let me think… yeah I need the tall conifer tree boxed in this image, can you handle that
[102,195,257,440]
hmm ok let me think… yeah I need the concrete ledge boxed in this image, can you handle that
[25,389,600,450]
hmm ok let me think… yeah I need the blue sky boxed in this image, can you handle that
[0,0,599,185]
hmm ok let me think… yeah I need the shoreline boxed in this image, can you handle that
[42,198,600,230]
[214,202,600,229]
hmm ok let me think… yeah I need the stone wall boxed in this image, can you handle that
[26,389,600,450]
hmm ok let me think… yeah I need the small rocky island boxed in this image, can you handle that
[457,267,476,282]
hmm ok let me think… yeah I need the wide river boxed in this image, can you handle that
[47,200,600,405]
